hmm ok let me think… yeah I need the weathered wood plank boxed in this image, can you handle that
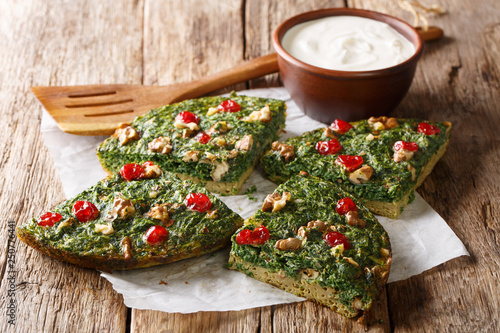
[350,1,500,331]
[142,0,247,95]
[0,0,144,331]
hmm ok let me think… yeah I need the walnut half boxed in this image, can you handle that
[271,141,295,162]
[275,238,302,251]
[349,165,374,184]
[114,123,139,145]
[262,191,291,212]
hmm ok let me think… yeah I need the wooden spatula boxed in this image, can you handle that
[32,53,279,136]
[33,27,443,136]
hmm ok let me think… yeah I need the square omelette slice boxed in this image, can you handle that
[261,117,451,218]
[97,93,287,195]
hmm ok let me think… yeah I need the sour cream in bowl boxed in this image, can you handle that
[281,16,416,71]
[273,8,424,123]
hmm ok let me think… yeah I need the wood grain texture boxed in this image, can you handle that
[0,0,143,331]
[142,0,246,96]
[350,0,500,332]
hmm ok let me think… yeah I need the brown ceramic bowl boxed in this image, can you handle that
[273,8,424,123]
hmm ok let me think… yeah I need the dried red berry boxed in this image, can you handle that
[120,163,145,181]
[249,225,270,245]
[315,139,342,155]
[417,122,441,135]
[185,193,212,212]
[330,119,353,134]
[236,229,252,245]
[175,111,199,124]
[195,131,211,144]
[217,100,241,112]
[336,198,358,215]
[336,155,364,172]
[144,225,169,245]
[324,231,351,250]
[393,140,418,152]
[72,201,99,222]
[37,212,63,227]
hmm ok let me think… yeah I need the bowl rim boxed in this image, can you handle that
[272,7,424,78]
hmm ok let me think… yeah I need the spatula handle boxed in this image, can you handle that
[176,53,279,100]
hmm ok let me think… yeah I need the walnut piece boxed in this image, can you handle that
[323,127,338,139]
[407,165,416,181]
[306,220,328,232]
[122,236,132,260]
[182,150,199,162]
[106,197,136,221]
[346,211,367,228]
[114,123,139,145]
[174,120,200,131]
[349,165,374,184]
[300,268,319,280]
[143,163,162,179]
[262,191,291,212]
[243,105,272,123]
[368,116,398,130]
[207,121,232,134]
[271,141,295,162]
[235,135,253,151]
[148,136,172,154]
[393,149,415,163]
[146,204,172,225]
[95,223,115,235]
[275,237,302,251]
[206,107,221,116]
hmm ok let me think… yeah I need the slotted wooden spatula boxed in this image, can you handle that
[32,27,443,136]
[32,53,279,136]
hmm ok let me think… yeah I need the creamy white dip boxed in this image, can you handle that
[281,16,416,71]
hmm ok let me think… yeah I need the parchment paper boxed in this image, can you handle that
[40,87,469,313]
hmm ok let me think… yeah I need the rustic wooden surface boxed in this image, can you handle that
[0,0,498,332]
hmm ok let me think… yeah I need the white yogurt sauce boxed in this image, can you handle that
[281,16,416,71]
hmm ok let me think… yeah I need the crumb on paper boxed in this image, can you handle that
[159,280,168,285]
[185,281,189,284]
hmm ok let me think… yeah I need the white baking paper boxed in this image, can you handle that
[40,87,469,313]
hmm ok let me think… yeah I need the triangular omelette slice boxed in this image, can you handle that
[228,174,391,319]
[18,162,243,271]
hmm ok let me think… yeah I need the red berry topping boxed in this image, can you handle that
[249,225,270,245]
[324,231,351,250]
[330,119,353,134]
[120,163,145,181]
[37,212,63,227]
[236,229,252,245]
[185,193,212,212]
[194,131,211,144]
[72,201,99,222]
[218,100,241,112]
[315,139,342,155]
[336,198,358,215]
[235,225,270,245]
[336,155,364,172]
[393,140,418,152]
[417,122,441,135]
[175,111,199,124]
[144,225,169,245]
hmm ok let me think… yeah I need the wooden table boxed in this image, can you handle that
[1,0,498,332]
